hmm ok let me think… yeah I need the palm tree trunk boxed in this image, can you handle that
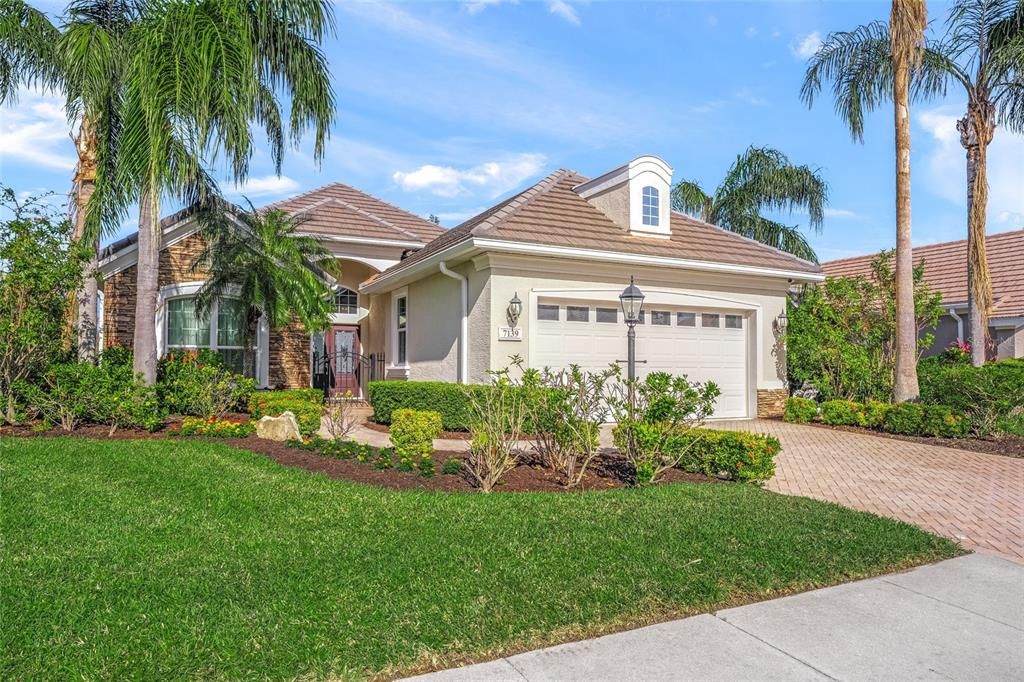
[891,0,923,402]
[959,105,995,367]
[69,115,100,360]
[133,179,161,384]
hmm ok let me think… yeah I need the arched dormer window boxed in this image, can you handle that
[333,287,359,314]
[642,185,659,227]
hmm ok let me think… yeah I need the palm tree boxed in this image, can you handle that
[670,146,829,262]
[190,200,336,377]
[890,0,928,402]
[802,0,1024,367]
[0,0,136,360]
[87,0,335,383]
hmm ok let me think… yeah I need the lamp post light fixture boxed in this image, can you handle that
[507,292,523,328]
[774,311,789,334]
[619,276,645,382]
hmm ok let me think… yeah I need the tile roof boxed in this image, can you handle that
[370,169,822,284]
[822,230,1024,318]
[267,182,444,243]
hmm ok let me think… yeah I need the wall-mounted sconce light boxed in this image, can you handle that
[507,292,523,328]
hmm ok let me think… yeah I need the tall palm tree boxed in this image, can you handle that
[191,200,336,376]
[890,0,928,402]
[87,0,335,383]
[802,0,1024,367]
[0,0,135,360]
[670,146,829,263]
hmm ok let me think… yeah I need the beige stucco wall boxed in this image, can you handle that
[585,183,629,230]
[473,254,791,391]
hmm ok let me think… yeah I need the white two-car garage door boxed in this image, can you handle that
[532,299,750,418]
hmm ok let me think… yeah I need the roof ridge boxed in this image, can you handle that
[823,229,1024,266]
[470,168,574,237]
[263,181,340,209]
[669,209,821,269]
[330,197,422,241]
[327,181,443,231]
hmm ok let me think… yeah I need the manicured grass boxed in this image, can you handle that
[2,438,960,680]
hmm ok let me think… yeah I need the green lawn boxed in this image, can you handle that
[1,437,960,680]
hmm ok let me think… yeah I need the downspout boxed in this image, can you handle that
[948,307,964,342]
[439,262,468,383]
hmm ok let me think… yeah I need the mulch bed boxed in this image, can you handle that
[795,419,1024,459]
[1,422,718,492]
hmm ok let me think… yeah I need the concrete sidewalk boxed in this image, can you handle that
[405,554,1024,681]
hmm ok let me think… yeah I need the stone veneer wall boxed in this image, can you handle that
[756,388,788,418]
[102,231,310,389]
[102,233,209,349]
[269,320,311,389]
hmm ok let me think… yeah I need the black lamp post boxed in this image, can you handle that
[619,276,645,382]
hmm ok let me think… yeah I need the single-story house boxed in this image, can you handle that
[822,230,1024,360]
[98,155,824,419]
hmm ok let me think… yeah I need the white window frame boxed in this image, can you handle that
[332,287,359,315]
[642,185,660,227]
[156,282,269,387]
[390,287,410,371]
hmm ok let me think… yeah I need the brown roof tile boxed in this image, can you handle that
[822,230,1024,318]
[371,169,822,284]
[268,182,444,243]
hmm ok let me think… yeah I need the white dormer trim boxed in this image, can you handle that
[627,155,672,238]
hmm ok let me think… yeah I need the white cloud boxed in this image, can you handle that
[735,88,768,107]
[745,26,758,38]
[0,89,75,171]
[824,208,858,219]
[393,153,546,199]
[462,0,579,24]
[918,104,1024,229]
[791,32,823,60]
[230,175,300,198]
[547,0,580,25]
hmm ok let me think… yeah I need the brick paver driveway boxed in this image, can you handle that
[713,420,1024,563]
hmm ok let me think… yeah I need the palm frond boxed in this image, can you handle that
[669,180,713,222]
[0,0,63,102]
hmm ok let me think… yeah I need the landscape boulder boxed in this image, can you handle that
[255,411,302,442]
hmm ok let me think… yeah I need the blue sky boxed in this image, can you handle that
[2,0,1023,262]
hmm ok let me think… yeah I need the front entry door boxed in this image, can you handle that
[326,326,360,397]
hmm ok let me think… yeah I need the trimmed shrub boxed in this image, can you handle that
[441,458,463,475]
[997,413,1024,436]
[882,402,925,435]
[858,401,890,429]
[176,417,254,438]
[820,399,862,426]
[390,409,442,471]
[919,357,1024,435]
[674,428,780,484]
[369,381,483,431]
[248,390,323,436]
[783,397,817,423]
[919,404,969,438]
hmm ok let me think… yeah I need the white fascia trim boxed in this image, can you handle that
[472,238,826,283]
[296,232,426,249]
[359,240,478,294]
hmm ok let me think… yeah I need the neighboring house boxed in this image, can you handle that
[822,230,1024,360]
[98,155,824,418]
[97,183,445,390]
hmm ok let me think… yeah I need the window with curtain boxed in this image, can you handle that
[166,296,249,376]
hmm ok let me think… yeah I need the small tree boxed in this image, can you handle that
[463,368,529,492]
[609,371,720,485]
[522,364,616,488]
[786,251,943,402]
[0,189,87,423]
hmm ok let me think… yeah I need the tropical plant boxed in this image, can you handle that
[0,188,88,423]
[802,0,1024,367]
[79,0,336,384]
[190,201,337,374]
[786,252,943,402]
[0,0,139,359]
[670,146,829,262]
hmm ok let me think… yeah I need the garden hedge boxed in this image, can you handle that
[369,381,485,431]
[918,357,1024,433]
[674,428,780,484]
[248,390,323,436]
[795,397,968,438]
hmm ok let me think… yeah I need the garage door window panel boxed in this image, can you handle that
[651,310,671,326]
[725,314,743,329]
[567,306,590,322]
[596,308,618,323]
[702,313,720,328]
[677,311,696,327]
[537,304,559,321]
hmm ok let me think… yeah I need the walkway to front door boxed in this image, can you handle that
[713,419,1024,563]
